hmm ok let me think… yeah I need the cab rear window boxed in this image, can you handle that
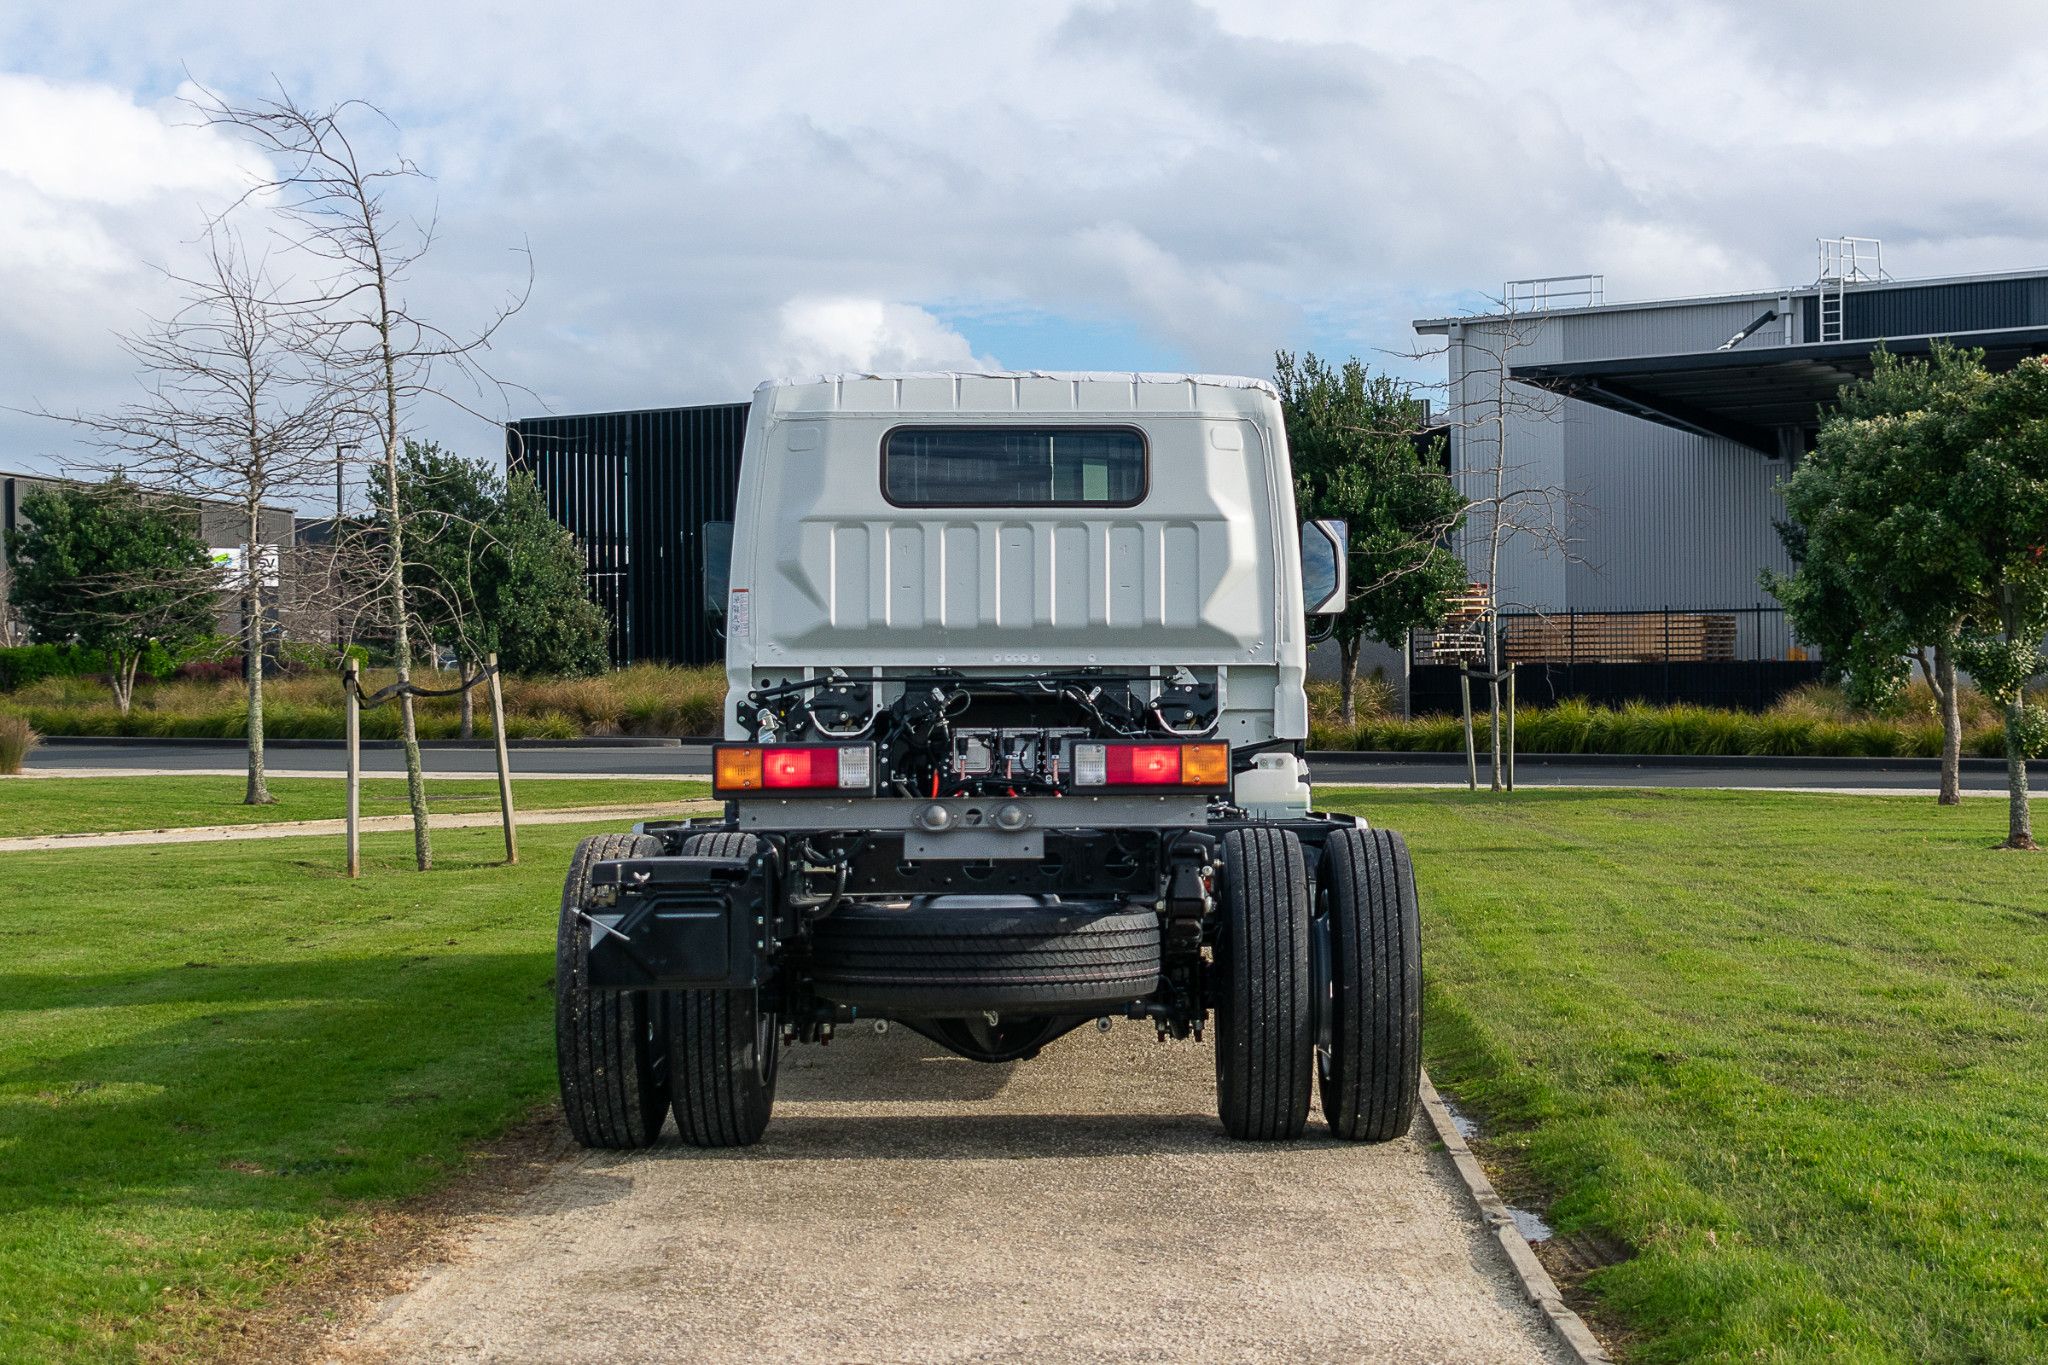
[881,426,1147,507]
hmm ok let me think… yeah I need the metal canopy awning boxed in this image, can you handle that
[1509,326,2048,454]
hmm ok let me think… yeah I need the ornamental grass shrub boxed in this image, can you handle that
[1305,681,2013,757]
[0,712,37,774]
[2,662,727,741]
[9,658,2026,758]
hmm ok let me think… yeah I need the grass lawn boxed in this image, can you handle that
[0,776,708,838]
[3,789,2043,1361]
[1319,788,2048,1364]
[0,823,619,1361]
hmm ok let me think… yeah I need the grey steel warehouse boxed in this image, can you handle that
[1410,244,2048,710]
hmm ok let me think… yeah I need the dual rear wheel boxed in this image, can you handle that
[1213,826,1422,1142]
[557,822,1421,1150]
[555,831,779,1150]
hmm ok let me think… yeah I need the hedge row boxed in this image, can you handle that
[1307,698,2014,760]
[2,699,583,742]
[0,643,184,692]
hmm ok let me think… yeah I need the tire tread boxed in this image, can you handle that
[1214,827,1313,1141]
[556,833,669,1150]
[1320,827,1422,1141]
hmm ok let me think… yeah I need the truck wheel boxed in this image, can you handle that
[1214,827,1314,1141]
[670,831,778,1147]
[1319,828,1422,1141]
[556,833,671,1149]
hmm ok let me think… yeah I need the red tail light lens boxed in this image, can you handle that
[1106,744,1183,785]
[763,748,833,788]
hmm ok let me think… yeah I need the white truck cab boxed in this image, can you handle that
[554,373,1419,1152]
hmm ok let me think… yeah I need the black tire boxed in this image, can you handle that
[669,831,779,1147]
[556,832,670,1149]
[1319,828,1422,1141]
[1213,827,1314,1141]
[807,898,1162,1016]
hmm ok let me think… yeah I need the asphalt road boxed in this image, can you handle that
[29,738,2021,793]
[336,1027,1571,1363]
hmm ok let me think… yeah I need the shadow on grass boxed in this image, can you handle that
[0,951,555,1221]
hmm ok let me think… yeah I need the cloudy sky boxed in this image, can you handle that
[5,0,2048,498]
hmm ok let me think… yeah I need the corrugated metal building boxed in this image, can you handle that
[506,404,748,666]
[1410,253,2048,708]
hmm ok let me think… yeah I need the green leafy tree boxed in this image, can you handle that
[1774,346,2048,844]
[490,472,612,677]
[381,443,610,724]
[3,480,218,714]
[1949,357,2048,849]
[1276,351,1466,723]
[1767,345,1990,804]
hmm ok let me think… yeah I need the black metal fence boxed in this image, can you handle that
[508,403,749,667]
[1409,605,1825,713]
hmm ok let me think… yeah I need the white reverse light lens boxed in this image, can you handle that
[1072,743,1107,786]
[837,746,873,789]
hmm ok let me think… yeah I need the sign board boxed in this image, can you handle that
[211,545,281,589]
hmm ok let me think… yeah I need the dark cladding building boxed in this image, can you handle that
[507,404,748,666]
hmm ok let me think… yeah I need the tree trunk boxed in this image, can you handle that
[243,510,275,805]
[378,292,432,871]
[1484,616,1503,791]
[1338,635,1361,727]
[110,651,138,716]
[460,661,475,740]
[1933,642,1962,807]
[2003,698,2036,850]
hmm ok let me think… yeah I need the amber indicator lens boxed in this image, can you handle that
[1179,743,1229,787]
[713,746,764,792]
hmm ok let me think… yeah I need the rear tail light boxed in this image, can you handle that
[1067,741,1230,790]
[714,744,874,794]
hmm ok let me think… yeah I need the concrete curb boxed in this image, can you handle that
[1418,1071,1613,1365]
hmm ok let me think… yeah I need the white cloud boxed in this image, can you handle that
[769,298,995,379]
[7,1,2048,482]
[0,72,260,460]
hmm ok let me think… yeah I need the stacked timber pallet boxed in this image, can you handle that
[1505,612,1737,665]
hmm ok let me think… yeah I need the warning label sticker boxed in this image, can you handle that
[728,588,751,639]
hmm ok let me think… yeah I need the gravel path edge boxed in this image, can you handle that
[1418,1070,1616,1364]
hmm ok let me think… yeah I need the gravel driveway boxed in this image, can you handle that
[336,1026,1569,1363]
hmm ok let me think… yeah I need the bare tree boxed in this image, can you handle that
[194,83,531,867]
[48,230,340,804]
[1405,304,1582,790]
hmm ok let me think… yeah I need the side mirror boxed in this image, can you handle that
[1301,518,1348,615]
[702,521,734,619]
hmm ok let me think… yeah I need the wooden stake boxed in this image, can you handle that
[1505,666,1517,792]
[344,656,361,879]
[1460,668,1478,792]
[487,652,517,865]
